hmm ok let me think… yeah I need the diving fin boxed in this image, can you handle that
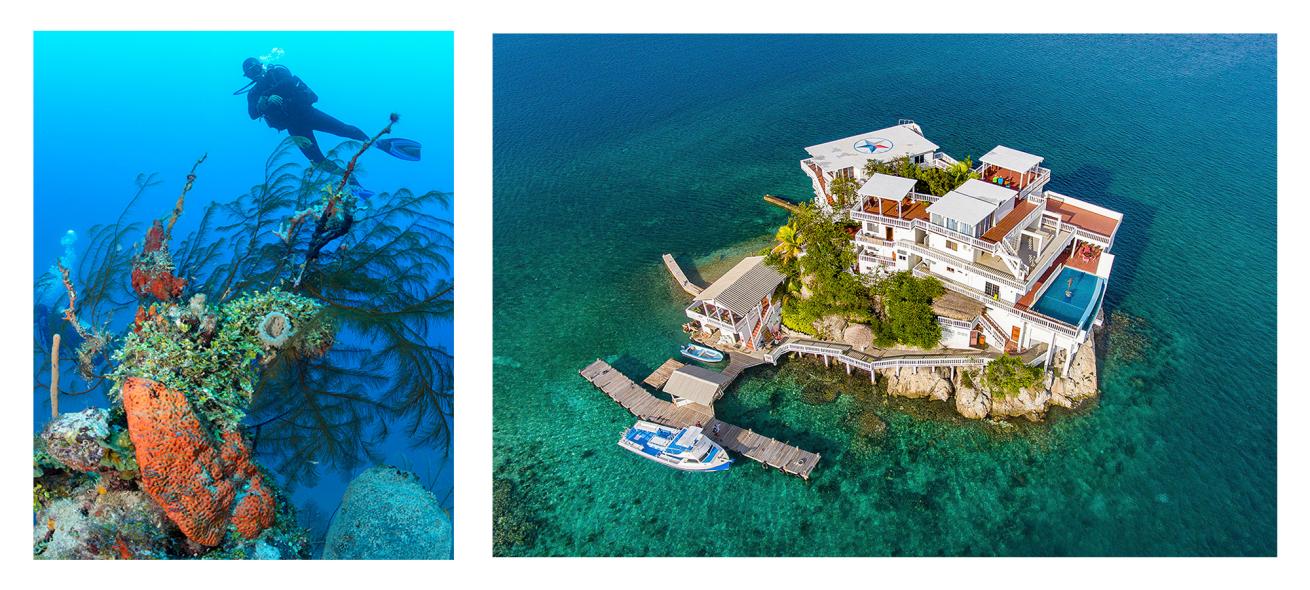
[375,138,421,162]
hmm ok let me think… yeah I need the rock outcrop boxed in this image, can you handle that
[883,367,953,401]
[841,323,874,351]
[324,466,454,560]
[954,384,991,419]
[40,408,111,472]
[818,315,848,340]
[870,332,1101,421]
[989,387,1053,422]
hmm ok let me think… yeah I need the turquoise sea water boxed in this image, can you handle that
[493,35,1275,556]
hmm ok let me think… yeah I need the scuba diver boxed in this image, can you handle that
[235,57,421,197]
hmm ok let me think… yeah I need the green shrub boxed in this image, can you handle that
[871,271,944,349]
[863,155,978,197]
[781,299,819,335]
[984,355,1044,399]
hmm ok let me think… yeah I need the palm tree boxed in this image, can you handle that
[771,221,804,264]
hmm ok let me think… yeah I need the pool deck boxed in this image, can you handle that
[1016,248,1071,309]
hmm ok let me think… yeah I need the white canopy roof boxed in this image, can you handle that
[663,365,731,406]
[927,190,997,226]
[804,124,939,174]
[980,145,1043,173]
[954,178,1018,206]
[695,256,784,316]
[857,173,918,201]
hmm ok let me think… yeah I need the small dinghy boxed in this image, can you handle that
[617,421,732,472]
[680,343,724,363]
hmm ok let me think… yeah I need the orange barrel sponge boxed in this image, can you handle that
[121,377,274,546]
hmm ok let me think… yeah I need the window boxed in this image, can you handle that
[945,218,959,232]
[946,266,955,273]
[984,282,1000,298]
[946,240,958,251]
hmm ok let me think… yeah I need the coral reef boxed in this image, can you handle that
[40,408,111,472]
[110,288,333,429]
[38,408,139,478]
[323,466,453,560]
[35,483,183,559]
[33,121,452,559]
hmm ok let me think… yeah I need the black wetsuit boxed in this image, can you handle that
[246,65,367,171]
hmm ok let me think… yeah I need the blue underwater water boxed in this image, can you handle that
[493,35,1276,556]
[34,31,454,554]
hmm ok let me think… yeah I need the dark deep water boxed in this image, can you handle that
[34,32,454,553]
[493,35,1275,556]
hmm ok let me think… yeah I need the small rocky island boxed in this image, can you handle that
[678,123,1120,426]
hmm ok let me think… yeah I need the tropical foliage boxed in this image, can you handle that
[770,220,803,264]
[869,271,944,349]
[984,354,1044,398]
[766,203,873,335]
[863,155,978,197]
[829,175,859,209]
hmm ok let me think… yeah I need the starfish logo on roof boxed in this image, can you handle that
[854,138,893,154]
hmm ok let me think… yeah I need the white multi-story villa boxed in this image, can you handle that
[802,122,1122,372]
[684,256,785,352]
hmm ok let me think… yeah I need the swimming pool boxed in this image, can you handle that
[1031,266,1105,330]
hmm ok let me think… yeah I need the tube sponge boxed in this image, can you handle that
[257,311,294,348]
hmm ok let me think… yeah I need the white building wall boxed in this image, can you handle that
[938,322,972,349]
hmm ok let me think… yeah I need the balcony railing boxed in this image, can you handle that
[937,316,974,330]
[913,263,1079,338]
[904,241,1026,291]
[850,207,914,229]
[686,308,748,335]
[973,165,1051,200]
[859,251,896,267]
[854,232,894,249]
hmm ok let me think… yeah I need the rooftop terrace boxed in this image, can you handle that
[1046,196,1120,238]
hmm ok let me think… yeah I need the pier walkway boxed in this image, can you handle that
[662,254,704,296]
[581,359,820,479]
[764,337,1047,382]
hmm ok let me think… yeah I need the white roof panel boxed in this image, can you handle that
[955,178,1018,206]
[857,173,918,200]
[663,365,731,405]
[804,124,940,174]
[694,256,785,316]
[927,191,996,226]
[980,145,1043,173]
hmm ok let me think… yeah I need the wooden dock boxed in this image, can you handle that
[721,351,768,382]
[662,254,704,296]
[643,358,685,389]
[581,359,819,479]
[763,193,801,213]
